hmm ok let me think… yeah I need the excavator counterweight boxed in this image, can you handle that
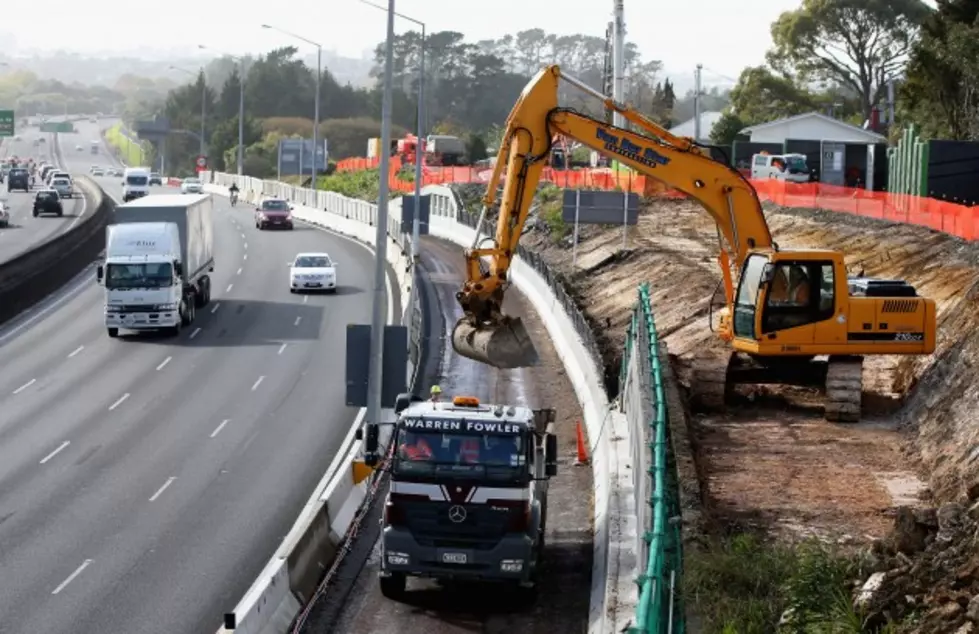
[451,316,539,369]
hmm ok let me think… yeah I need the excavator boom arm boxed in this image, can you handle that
[452,65,774,369]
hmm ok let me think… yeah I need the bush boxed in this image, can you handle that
[261,116,409,160]
[314,168,399,202]
[684,532,886,633]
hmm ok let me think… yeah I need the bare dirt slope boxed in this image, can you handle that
[519,196,979,541]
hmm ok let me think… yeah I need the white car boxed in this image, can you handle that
[0,201,9,227]
[51,177,74,198]
[181,177,203,194]
[290,252,337,293]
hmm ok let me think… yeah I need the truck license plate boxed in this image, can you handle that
[441,552,467,564]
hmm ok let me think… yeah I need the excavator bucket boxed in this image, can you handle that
[451,317,539,369]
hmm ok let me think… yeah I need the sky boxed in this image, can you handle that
[1,0,806,84]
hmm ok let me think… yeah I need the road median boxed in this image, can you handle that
[0,177,111,327]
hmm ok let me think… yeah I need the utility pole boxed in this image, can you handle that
[366,0,397,429]
[693,64,703,142]
[612,0,625,128]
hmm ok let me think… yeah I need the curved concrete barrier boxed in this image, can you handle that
[202,172,628,634]
[0,177,111,326]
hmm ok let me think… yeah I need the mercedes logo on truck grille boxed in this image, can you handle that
[448,505,467,523]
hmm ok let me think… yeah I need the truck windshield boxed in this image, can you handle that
[785,156,809,173]
[126,176,148,186]
[105,263,174,289]
[393,430,528,481]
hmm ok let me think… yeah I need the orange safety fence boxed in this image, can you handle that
[335,155,979,242]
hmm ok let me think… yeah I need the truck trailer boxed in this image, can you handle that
[97,194,215,338]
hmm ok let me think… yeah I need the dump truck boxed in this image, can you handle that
[374,393,558,601]
[97,194,215,338]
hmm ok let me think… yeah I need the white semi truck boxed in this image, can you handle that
[97,194,215,338]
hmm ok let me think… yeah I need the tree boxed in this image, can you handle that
[728,66,819,123]
[769,0,932,119]
[901,0,979,138]
[710,112,748,146]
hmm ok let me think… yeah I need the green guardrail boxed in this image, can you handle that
[623,283,685,634]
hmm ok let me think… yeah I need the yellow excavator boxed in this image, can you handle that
[451,65,937,422]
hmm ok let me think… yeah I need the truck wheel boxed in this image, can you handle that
[379,573,406,599]
[194,282,208,309]
[181,300,195,326]
[107,328,119,338]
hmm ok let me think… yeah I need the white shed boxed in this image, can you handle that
[668,111,724,143]
[740,112,886,144]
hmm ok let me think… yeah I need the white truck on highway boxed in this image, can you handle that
[96,194,215,338]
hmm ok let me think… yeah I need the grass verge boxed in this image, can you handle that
[104,123,148,167]
[684,532,898,633]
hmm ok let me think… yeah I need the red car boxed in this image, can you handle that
[254,198,294,230]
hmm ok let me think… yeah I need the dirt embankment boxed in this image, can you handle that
[510,194,979,544]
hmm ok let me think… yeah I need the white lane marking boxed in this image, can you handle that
[210,419,230,438]
[294,316,302,326]
[251,376,265,391]
[108,393,130,411]
[303,295,308,304]
[39,440,70,464]
[12,378,36,394]
[68,345,84,358]
[52,559,93,595]
[236,267,242,275]
[278,342,287,355]
[240,233,245,239]
[226,284,233,293]
[243,253,248,261]
[189,327,201,339]
[211,303,221,314]
[243,242,248,250]
[156,356,172,371]
[148,477,176,502]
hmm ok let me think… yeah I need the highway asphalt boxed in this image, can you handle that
[0,127,397,632]
[0,123,87,265]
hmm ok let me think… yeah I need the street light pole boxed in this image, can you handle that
[360,0,426,265]
[237,60,244,175]
[365,0,397,429]
[261,25,323,189]
[199,45,245,175]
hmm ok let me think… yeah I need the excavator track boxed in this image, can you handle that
[691,353,732,411]
[824,356,863,423]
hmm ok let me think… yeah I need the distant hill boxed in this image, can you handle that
[0,50,376,89]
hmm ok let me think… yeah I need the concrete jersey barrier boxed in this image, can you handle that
[0,176,111,326]
[202,171,634,634]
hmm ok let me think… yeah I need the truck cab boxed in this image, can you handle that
[378,395,558,600]
[751,152,812,183]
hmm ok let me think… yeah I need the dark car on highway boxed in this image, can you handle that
[33,189,64,217]
[149,172,163,185]
[7,167,30,193]
[255,198,294,230]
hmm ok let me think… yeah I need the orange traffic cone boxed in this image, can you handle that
[575,421,590,466]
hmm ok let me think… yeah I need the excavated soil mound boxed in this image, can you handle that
[859,495,979,633]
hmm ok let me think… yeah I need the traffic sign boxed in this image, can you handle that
[196,155,207,172]
[0,110,14,137]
